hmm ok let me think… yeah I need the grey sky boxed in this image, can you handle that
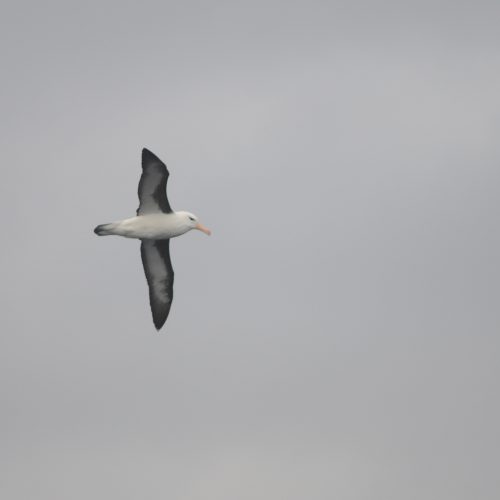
[1,1,500,498]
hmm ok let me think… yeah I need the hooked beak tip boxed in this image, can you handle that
[195,223,212,236]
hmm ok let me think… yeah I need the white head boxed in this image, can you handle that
[175,211,211,236]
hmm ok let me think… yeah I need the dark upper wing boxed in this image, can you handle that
[137,148,172,215]
[140,239,174,330]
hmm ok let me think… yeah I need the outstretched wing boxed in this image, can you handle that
[137,148,172,215]
[140,239,174,330]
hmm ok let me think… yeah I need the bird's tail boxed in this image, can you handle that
[94,223,115,236]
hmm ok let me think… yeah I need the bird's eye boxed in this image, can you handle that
[188,216,195,221]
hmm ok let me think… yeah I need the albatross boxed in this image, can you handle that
[94,148,211,330]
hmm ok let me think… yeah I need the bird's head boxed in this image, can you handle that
[178,211,211,235]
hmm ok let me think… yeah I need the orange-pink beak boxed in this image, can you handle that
[195,223,212,236]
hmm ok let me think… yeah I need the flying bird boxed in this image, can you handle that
[94,148,211,330]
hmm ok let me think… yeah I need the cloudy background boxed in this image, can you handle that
[2,0,500,498]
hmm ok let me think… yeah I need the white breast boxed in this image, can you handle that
[112,214,189,239]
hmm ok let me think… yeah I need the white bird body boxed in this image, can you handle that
[98,211,205,240]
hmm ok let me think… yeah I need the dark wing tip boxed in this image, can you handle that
[152,307,169,331]
[142,148,165,168]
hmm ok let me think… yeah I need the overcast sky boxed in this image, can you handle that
[1,1,500,498]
